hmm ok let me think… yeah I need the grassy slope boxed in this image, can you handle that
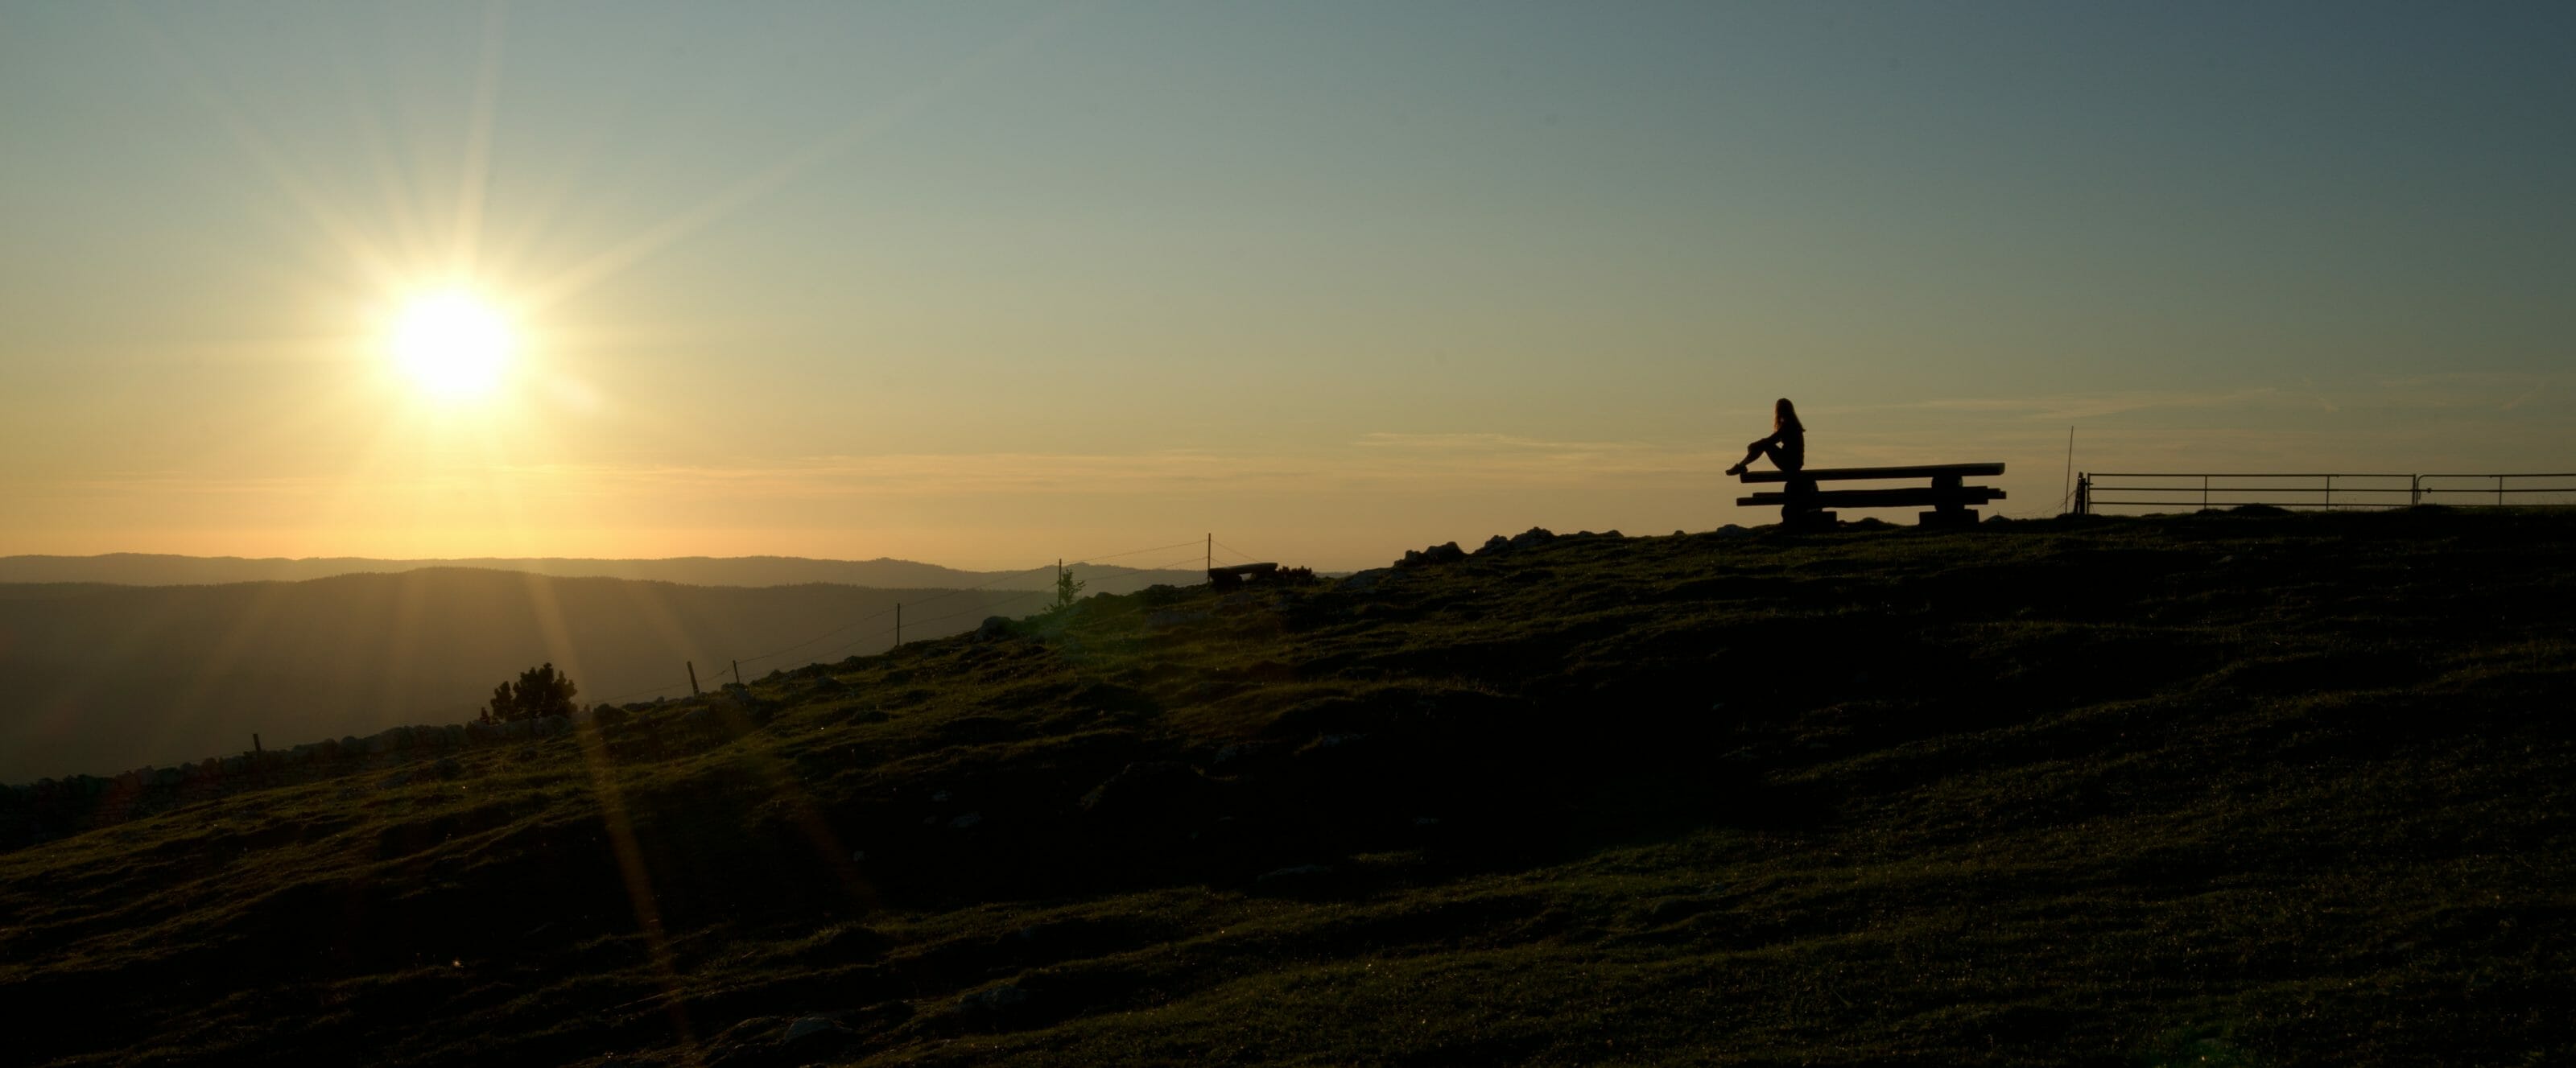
[2,510,2570,1066]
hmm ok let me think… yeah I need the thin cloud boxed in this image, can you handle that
[1818,388,2289,423]
[1353,432,1646,452]
[1818,374,2574,424]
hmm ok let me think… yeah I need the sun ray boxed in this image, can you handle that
[451,1,510,275]
[613,580,710,684]
[522,6,1077,313]
[367,568,431,731]
[514,571,704,1062]
[122,7,411,297]
[329,45,437,278]
[159,578,304,765]
[25,578,203,767]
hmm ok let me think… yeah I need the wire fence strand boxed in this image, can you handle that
[584,535,1219,705]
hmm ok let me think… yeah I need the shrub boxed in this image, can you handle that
[481,662,580,724]
[1046,563,1086,616]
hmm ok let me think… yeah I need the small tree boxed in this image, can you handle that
[1047,560,1085,616]
[481,662,580,723]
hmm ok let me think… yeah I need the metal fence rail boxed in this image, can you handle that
[2075,472,2576,514]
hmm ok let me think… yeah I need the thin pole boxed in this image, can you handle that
[731,660,741,687]
[687,661,700,696]
[894,603,902,648]
[2061,426,2074,514]
[251,732,262,755]
[1205,534,1212,573]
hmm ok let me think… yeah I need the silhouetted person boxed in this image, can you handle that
[1725,398,1805,477]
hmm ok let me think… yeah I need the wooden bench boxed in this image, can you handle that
[1737,463,2006,528]
[1208,562,1279,588]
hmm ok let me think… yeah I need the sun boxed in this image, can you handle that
[386,289,516,398]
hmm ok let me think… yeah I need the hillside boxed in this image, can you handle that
[0,570,1039,781]
[0,554,1202,592]
[2,509,2571,1066]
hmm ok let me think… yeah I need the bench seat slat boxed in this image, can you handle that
[1737,488,2006,508]
[1740,462,2005,483]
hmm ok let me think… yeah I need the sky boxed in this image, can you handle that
[3,2,2570,571]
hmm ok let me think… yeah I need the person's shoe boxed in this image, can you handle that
[1724,464,1748,476]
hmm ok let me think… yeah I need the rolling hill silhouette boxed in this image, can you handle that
[0,568,1055,781]
[2,511,2570,1065]
[0,553,1202,590]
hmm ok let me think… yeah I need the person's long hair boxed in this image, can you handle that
[1774,398,1804,434]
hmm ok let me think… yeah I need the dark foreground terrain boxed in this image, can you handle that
[4,509,2570,1066]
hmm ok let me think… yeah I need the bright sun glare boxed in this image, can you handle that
[387,290,515,398]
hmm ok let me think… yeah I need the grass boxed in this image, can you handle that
[3,509,2572,1066]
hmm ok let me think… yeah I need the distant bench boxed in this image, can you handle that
[1208,562,1279,588]
[1737,463,2006,528]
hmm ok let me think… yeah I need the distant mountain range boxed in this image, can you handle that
[0,553,1203,592]
[0,563,1184,781]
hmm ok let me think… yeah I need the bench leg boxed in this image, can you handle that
[1780,476,1833,528]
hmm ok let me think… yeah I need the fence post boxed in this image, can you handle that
[2498,475,2505,506]
[2324,474,2333,509]
[2202,474,2209,510]
[2411,474,2421,507]
[2075,474,2090,515]
[687,661,700,696]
